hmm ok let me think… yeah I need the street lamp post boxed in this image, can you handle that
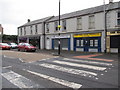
[58,0,61,55]
[103,0,107,53]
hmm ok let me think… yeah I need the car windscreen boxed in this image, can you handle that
[25,43,33,46]
[1,43,9,46]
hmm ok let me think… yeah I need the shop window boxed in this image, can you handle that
[77,17,82,30]
[94,39,98,47]
[90,40,94,47]
[61,38,68,48]
[81,40,84,47]
[89,15,95,29]
[76,40,80,47]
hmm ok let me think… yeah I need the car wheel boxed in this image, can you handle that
[24,49,27,52]
[18,49,20,51]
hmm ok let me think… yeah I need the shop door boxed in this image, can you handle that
[84,38,89,52]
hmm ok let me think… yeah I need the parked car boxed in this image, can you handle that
[0,43,11,50]
[18,43,36,52]
[8,43,18,49]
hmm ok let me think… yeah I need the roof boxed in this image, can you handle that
[48,1,120,22]
[19,16,54,27]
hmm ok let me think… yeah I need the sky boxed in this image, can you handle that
[0,0,120,35]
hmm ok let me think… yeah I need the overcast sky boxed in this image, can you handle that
[0,0,119,35]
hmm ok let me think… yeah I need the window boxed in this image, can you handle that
[24,27,26,35]
[90,40,94,47]
[117,12,120,25]
[30,26,32,34]
[89,15,95,29]
[62,20,66,30]
[55,21,58,31]
[20,28,22,36]
[46,23,49,32]
[94,40,98,47]
[35,25,38,34]
[77,17,82,30]
[76,40,80,46]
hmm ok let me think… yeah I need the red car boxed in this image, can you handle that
[18,43,36,52]
[0,43,11,50]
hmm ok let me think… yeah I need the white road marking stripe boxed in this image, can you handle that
[3,66,12,69]
[24,69,82,89]
[1,71,37,88]
[19,58,24,62]
[39,63,97,76]
[63,58,112,66]
[53,61,106,71]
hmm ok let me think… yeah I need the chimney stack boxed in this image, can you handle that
[28,19,30,22]
[109,0,113,3]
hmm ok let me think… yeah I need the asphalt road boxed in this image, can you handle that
[1,50,119,89]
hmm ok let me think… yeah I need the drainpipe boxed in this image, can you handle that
[43,22,46,50]
[103,0,112,53]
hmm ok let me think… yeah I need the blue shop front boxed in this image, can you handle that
[74,33,101,52]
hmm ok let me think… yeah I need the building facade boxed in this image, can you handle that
[18,16,54,49]
[0,24,3,43]
[45,1,120,53]
[18,1,120,53]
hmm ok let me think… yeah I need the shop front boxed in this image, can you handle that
[52,35,70,51]
[74,33,101,52]
[107,31,120,53]
[29,36,40,49]
[19,37,28,43]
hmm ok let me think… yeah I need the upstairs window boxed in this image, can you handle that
[117,12,120,25]
[46,23,49,33]
[24,27,26,35]
[20,28,22,36]
[62,20,66,30]
[55,21,58,31]
[35,25,38,34]
[89,15,95,29]
[30,26,32,34]
[77,17,82,30]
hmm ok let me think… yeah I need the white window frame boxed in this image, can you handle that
[77,17,82,30]
[89,15,95,29]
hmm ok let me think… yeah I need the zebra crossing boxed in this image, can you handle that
[2,57,114,89]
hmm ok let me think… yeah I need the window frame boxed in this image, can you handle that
[35,25,38,34]
[54,21,58,31]
[89,15,95,29]
[77,17,82,30]
[46,23,49,33]
[62,19,66,31]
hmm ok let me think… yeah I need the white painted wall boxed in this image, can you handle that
[66,18,77,32]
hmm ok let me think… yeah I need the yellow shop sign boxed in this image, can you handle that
[74,33,101,38]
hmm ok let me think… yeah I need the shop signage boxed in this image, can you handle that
[74,33,101,38]
[52,35,70,39]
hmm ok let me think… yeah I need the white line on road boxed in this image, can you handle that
[1,71,38,88]
[24,69,82,89]
[63,58,112,66]
[39,63,97,76]
[3,66,12,69]
[53,60,106,71]
[19,58,24,62]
